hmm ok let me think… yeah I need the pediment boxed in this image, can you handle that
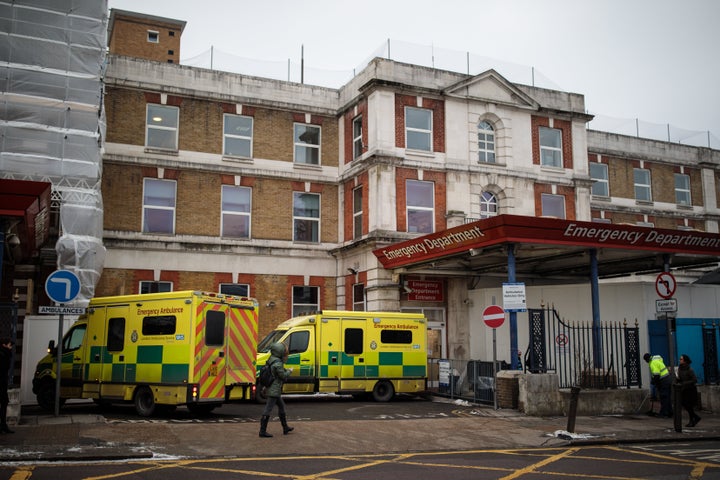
[443,69,538,110]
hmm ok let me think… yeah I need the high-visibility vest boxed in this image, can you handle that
[649,355,669,378]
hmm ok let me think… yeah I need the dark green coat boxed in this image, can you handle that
[266,342,291,398]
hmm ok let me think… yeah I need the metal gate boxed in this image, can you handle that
[525,305,641,389]
[702,324,719,385]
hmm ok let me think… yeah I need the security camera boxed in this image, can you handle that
[402,285,413,294]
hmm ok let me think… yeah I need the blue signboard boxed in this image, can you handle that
[45,270,81,304]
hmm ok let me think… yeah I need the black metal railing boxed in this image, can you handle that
[525,305,641,389]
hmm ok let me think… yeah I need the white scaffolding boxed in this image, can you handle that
[0,0,108,305]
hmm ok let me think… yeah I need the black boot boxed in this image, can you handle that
[259,415,272,438]
[280,414,294,435]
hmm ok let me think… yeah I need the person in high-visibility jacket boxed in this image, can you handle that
[643,353,673,418]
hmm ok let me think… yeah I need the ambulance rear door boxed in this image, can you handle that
[194,301,228,402]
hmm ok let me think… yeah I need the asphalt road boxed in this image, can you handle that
[3,441,720,479]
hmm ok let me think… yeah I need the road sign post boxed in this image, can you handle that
[44,270,81,416]
[482,305,505,410]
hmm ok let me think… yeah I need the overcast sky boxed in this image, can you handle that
[108,0,720,147]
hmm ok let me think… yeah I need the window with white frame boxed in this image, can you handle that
[634,168,652,202]
[352,116,363,159]
[539,126,562,167]
[541,193,566,219]
[294,124,320,165]
[405,107,432,151]
[142,178,176,234]
[147,30,159,43]
[146,104,179,150]
[353,186,363,240]
[406,180,434,233]
[477,121,495,163]
[675,173,691,206]
[293,192,320,242]
[292,286,319,317]
[221,185,251,238]
[353,283,365,311]
[590,163,609,197]
[223,114,253,157]
[479,191,498,218]
[140,281,172,294]
[219,283,250,297]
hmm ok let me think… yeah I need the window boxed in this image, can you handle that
[293,192,320,242]
[541,193,566,219]
[539,126,562,167]
[143,178,176,234]
[405,107,432,151]
[63,324,86,352]
[353,283,365,311]
[221,185,251,238]
[479,191,498,218]
[146,104,178,150]
[675,174,691,206]
[406,180,434,233]
[140,281,172,294]
[477,121,495,163]
[344,328,363,355]
[352,116,363,159]
[353,186,363,240]
[590,163,609,197]
[292,286,319,317]
[141,315,176,335]
[223,114,253,157]
[219,283,250,297]
[634,168,652,202]
[205,310,225,346]
[147,30,159,43]
[287,330,310,355]
[294,124,320,165]
[381,329,412,344]
[107,318,125,352]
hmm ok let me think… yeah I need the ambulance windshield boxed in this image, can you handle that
[257,330,287,353]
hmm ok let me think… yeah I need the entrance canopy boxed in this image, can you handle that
[373,215,720,286]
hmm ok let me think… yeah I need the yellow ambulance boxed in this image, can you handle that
[33,290,258,416]
[255,310,427,402]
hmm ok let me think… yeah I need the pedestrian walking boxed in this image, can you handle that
[259,342,294,438]
[0,337,15,434]
[676,354,701,427]
[643,352,673,418]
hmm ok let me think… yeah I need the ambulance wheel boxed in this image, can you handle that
[134,386,157,417]
[372,380,395,402]
[36,381,64,411]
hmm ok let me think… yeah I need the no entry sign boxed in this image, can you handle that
[483,305,505,329]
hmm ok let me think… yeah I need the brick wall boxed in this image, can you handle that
[109,13,182,63]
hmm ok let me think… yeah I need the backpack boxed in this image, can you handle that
[258,361,275,388]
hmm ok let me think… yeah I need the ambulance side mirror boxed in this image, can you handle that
[47,339,56,354]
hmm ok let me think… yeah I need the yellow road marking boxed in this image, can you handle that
[9,466,33,480]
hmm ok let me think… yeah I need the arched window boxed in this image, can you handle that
[479,191,498,218]
[478,121,495,163]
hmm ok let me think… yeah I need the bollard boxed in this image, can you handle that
[566,386,581,433]
[672,382,682,433]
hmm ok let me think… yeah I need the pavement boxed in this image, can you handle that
[0,399,718,463]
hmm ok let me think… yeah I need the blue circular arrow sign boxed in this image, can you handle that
[45,270,81,304]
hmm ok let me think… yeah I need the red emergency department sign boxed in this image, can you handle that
[482,305,505,329]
